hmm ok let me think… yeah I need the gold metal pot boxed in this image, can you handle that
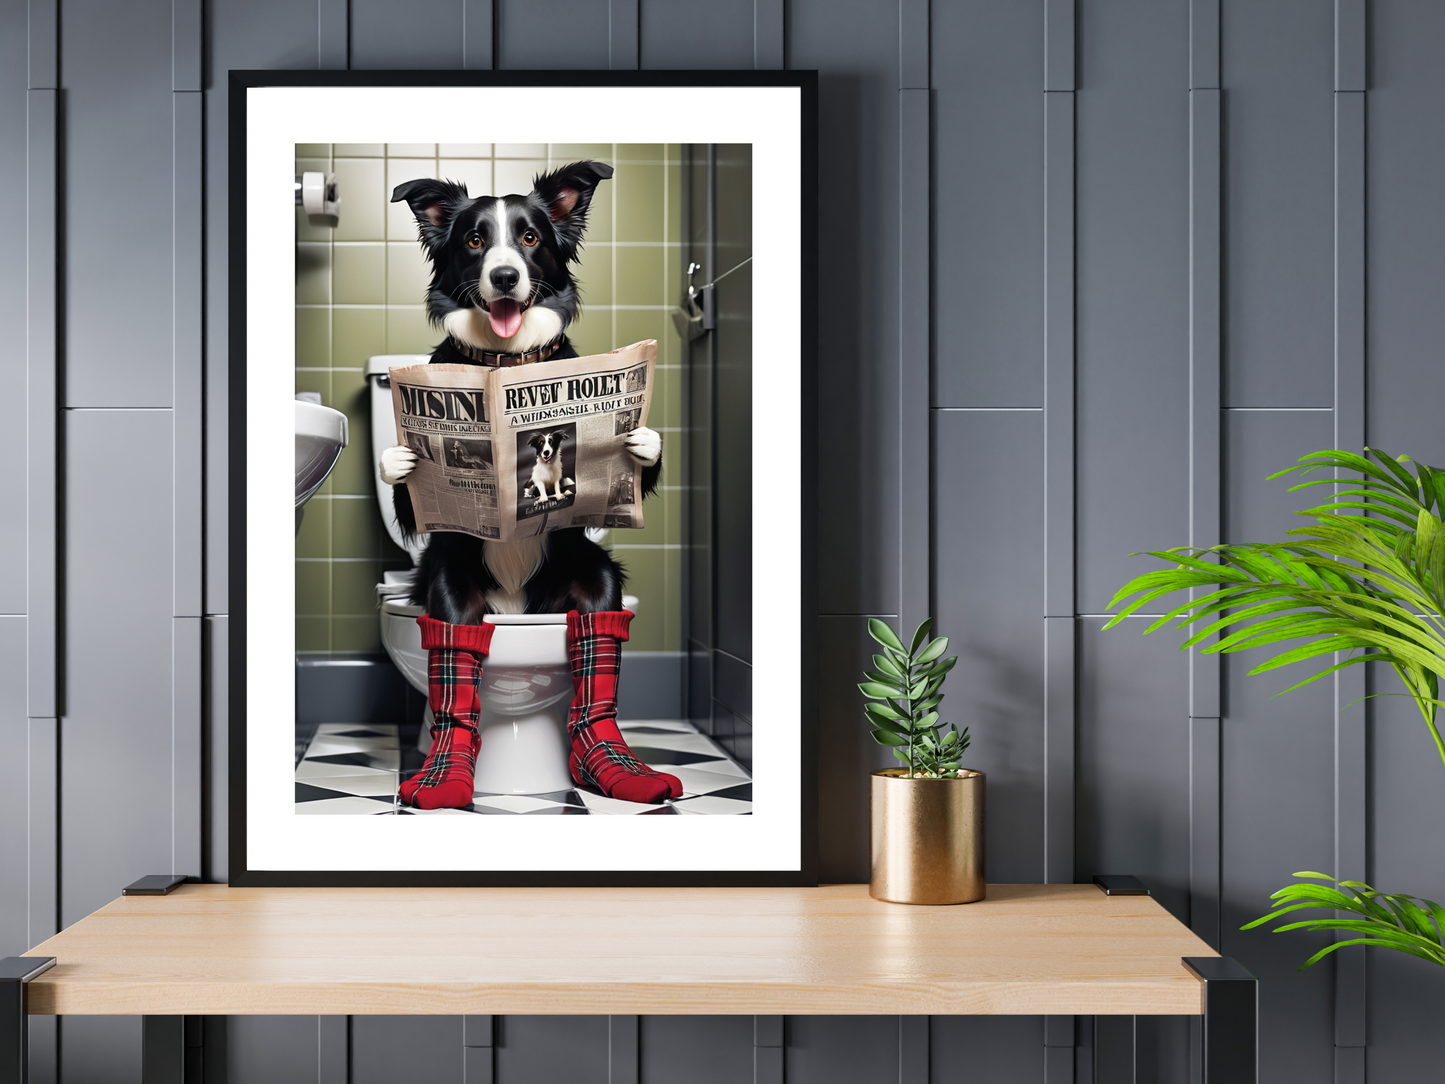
[869,768,985,905]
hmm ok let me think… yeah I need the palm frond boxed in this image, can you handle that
[1243,873,1445,971]
[1108,448,1445,772]
[1110,448,1445,973]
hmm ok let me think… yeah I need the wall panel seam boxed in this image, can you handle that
[608,1015,639,1084]
[24,23,59,1084]
[174,91,204,619]
[898,85,930,636]
[27,87,59,723]
[1042,90,1075,621]
[318,0,349,70]
[172,0,201,90]
[1044,0,1075,92]
[609,0,639,70]
[463,0,495,71]
[1188,1,1223,974]
[899,0,927,89]
[1187,87,1221,719]
[27,717,58,948]
[1040,46,1078,1065]
[28,0,58,89]
[755,0,784,70]
[899,1016,928,1083]
[1332,3,1367,1060]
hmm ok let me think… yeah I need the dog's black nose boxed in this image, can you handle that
[490,266,520,293]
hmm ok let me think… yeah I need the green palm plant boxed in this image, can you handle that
[1106,447,1445,969]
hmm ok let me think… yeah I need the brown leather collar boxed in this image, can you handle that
[447,335,564,367]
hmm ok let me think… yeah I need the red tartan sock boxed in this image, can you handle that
[566,609,683,805]
[400,615,495,810]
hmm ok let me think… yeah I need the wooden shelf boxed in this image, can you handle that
[25,883,1215,1017]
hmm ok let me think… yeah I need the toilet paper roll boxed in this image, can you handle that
[300,171,327,216]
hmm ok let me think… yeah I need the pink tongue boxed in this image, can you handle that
[489,298,523,338]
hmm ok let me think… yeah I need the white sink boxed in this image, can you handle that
[295,399,349,507]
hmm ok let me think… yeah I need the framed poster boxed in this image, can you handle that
[228,70,817,885]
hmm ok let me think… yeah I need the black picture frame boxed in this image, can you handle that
[228,69,818,886]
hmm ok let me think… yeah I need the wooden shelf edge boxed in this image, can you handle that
[27,979,1206,1018]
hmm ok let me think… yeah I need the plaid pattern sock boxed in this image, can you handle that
[566,609,683,805]
[399,615,495,810]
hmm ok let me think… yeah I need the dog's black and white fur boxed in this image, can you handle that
[380,162,660,621]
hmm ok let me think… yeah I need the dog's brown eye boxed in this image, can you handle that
[521,229,538,247]
[466,231,481,249]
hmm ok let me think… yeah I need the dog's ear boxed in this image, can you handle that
[529,161,614,260]
[391,178,470,250]
[551,430,569,444]
[528,432,544,449]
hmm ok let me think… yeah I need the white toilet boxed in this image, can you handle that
[367,356,633,796]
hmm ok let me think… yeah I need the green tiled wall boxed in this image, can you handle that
[296,143,685,655]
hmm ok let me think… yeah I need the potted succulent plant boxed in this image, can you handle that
[860,618,984,905]
[1108,447,1445,970]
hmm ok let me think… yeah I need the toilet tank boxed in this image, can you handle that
[367,354,432,562]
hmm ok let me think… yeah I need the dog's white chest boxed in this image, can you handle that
[483,535,548,614]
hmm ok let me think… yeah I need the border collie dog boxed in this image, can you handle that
[378,161,681,809]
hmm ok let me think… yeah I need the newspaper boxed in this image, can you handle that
[390,339,656,542]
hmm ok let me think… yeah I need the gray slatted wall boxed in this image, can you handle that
[2,0,1444,1081]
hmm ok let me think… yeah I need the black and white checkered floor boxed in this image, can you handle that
[295,720,752,816]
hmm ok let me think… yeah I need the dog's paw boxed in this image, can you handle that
[379,444,417,485]
[624,426,662,466]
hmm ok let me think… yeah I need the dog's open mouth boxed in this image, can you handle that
[538,452,553,463]
[481,288,537,339]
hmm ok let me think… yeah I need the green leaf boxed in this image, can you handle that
[858,682,901,699]
[871,728,908,747]
[1419,463,1440,514]
[923,655,959,679]
[864,701,907,722]
[863,671,905,691]
[907,678,928,700]
[868,618,905,653]
[908,619,933,656]
[915,637,949,665]
[868,716,910,738]
[873,654,905,680]
[1432,530,1445,604]
[1372,447,1424,495]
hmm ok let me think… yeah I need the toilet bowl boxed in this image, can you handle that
[368,350,637,796]
[376,579,639,795]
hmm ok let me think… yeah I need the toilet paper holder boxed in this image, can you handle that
[294,171,340,223]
